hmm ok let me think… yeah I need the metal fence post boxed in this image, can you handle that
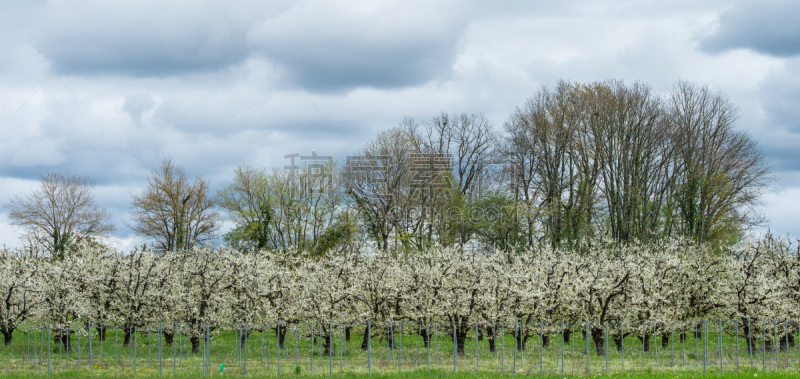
[159,320,163,377]
[475,322,479,371]
[268,323,272,370]
[47,325,51,377]
[540,320,543,375]
[399,320,402,374]
[149,324,152,368]
[571,323,575,375]
[654,322,658,366]
[621,321,625,371]
[261,323,264,366]
[435,322,439,367]
[310,322,314,374]
[719,319,723,373]
[735,319,739,372]
[605,321,609,373]
[783,320,789,370]
[513,321,517,376]
[89,322,93,375]
[389,322,395,370]
[681,325,685,366]
[244,323,248,375]
[134,325,137,377]
[585,321,590,375]
[58,326,62,369]
[173,323,176,374]
[426,322,430,370]
[453,320,457,373]
[561,321,565,376]
[703,319,706,375]
[749,319,753,369]
[417,323,421,369]
[774,319,778,370]
[277,322,281,376]
[367,321,371,377]
[642,321,645,369]
[763,319,766,372]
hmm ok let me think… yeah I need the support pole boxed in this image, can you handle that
[513,321,517,377]
[585,321,590,375]
[453,320,457,373]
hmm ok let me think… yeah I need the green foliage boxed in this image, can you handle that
[312,211,359,256]
[223,202,272,250]
[471,195,526,252]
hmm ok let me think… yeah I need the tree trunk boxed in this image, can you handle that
[613,336,623,352]
[96,326,107,342]
[1,327,13,346]
[542,334,550,348]
[661,333,669,349]
[191,335,201,354]
[387,327,396,349]
[361,324,370,351]
[563,328,572,343]
[515,332,528,352]
[421,328,431,348]
[59,330,71,351]
[638,333,651,352]
[345,327,351,342]
[240,329,251,349]
[781,333,794,350]
[593,334,605,356]
[455,327,468,355]
[591,329,605,356]
[486,327,496,352]
[123,328,133,346]
[323,335,333,356]
[276,325,286,349]
[163,331,174,346]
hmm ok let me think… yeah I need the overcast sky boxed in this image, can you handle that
[1,0,799,249]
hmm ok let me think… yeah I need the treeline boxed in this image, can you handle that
[3,80,772,255]
[0,236,798,355]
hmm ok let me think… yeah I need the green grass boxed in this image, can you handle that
[1,322,798,377]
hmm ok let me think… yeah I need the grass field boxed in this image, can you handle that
[2,321,798,377]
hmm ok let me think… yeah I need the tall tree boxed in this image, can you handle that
[217,165,273,250]
[343,128,419,251]
[129,159,220,252]
[4,173,114,258]
[665,81,772,245]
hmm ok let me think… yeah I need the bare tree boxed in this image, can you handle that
[502,81,600,248]
[665,81,773,245]
[4,173,114,257]
[343,128,419,251]
[405,112,498,198]
[128,159,220,252]
[590,80,677,242]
